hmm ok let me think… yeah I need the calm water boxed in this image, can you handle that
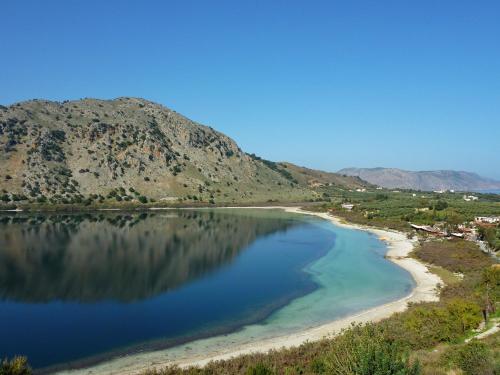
[0,209,414,372]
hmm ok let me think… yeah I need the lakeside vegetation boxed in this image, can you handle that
[309,188,500,252]
[311,189,500,228]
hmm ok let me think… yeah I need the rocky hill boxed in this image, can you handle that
[0,98,366,207]
[338,167,500,192]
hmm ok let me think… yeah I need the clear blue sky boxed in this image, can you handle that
[2,1,499,179]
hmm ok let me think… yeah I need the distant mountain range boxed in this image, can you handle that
[338,167,500,192]
[0,98,367,206]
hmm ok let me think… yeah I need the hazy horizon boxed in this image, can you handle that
[2,1,499,179]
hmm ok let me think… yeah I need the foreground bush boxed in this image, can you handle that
[383,297,482,350]
[320,324,420,375]
[0,357,31,375]
[246,363,274,375]
[441,340,495,375]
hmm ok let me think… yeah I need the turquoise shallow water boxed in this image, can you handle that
[109,214,415,370]
[0,209,414,371]
[170,218,414,348]
[264,219,414,332]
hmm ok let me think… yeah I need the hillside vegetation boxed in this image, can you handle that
[0,98,368,208]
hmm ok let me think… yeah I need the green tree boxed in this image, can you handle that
[434,200,448,211]
[36,195,47,203]
[476,265,500,321]
[446,299,482,334]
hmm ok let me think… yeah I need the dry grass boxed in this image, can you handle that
[414,240,492,274]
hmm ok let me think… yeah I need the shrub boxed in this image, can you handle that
[441,340,494,375]
[172,165,182,175]
[393,298,481,348]
[434,200,448,211]
[478,266,500,320]
[0,356,32,375]
[138,196,148,204]
[322,324,420,375]
[445,298,482,335]
[246,363,273,375]
[50,130,66,142]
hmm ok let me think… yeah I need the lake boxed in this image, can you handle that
[0,209,414,372]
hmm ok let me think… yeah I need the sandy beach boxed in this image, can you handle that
[59,207,442,375]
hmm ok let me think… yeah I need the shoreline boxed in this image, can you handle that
[0,201,319,213]
[59,207,442,375]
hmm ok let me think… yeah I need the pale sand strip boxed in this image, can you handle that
[59,207,442,375]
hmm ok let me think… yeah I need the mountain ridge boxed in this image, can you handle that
[338,167,500,191]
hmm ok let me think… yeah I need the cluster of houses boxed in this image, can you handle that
[410,216,500,243]
[410,224,450,238]
[475,216,500,225]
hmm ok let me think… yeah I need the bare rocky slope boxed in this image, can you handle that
[0,97,367,207]
[338,167,500,192]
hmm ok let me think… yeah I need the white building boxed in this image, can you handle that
[341,203,355,211]
[463,195,479,202]
[475,216,500,225]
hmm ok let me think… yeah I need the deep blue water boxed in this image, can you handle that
[0,209,336,371]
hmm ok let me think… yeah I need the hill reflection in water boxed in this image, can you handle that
[0,209,303,303]
[0,209,338,370]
